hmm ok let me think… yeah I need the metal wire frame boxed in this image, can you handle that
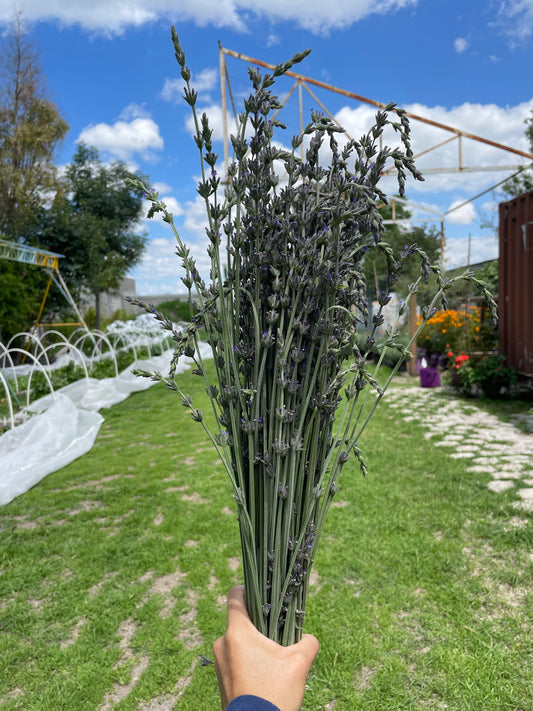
[218,44,533,261]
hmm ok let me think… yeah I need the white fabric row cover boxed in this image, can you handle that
[0,344,212,506]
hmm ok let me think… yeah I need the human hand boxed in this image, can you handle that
[213,586,319,711]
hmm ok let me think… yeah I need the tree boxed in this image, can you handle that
[39,144,148,329]
[0,12,69,343]
[365,198,442,306]
[0,12,68,240]
[503,110,533,197]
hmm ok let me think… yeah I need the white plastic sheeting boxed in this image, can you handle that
[0,395,103,506]
[0,343,212,506]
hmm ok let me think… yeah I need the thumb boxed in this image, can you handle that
[294,633,320,666]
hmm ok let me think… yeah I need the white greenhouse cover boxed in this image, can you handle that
[0,343,212,506]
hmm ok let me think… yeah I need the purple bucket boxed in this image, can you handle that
[420,366,440,388]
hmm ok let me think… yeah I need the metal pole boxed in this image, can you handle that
[219,41,229,176]
[51,269,88,331]
[22,274,54,364]
[220,46,533,162]
[298,81,304,162]
[440,219,445,272]
[409,293,418,377]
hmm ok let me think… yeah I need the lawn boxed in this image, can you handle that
[0,364,532,710]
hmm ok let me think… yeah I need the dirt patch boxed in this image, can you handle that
[99,657,149,711]
[146,568,186,618]
[221,506,235,515]
[207,571,219,592]
[62,473,135,492]
[66,500,103,516]
[0,687,24,706]
[227,557,240,572]
[181,492,208,504]
[164,485,189,493]
[28,597,44,610]
[184,540,198,548]
[153,513,164,526]
[496,583,527,609]
[11,516,39,530]
[61,617,87,649]
[354,666,376,692]
[138,658,198,710]
[115,618,138,663]
[178,588,202,650]
[88,573,116,598]
[174,456,196,466]
[309,568,321,592]
[138,571,155,583]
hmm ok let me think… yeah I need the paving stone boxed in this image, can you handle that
[518,488,533,502]
[387,385,533,497]
[488,480,514,493]
[491,470,524,480]
[467,464,496,473]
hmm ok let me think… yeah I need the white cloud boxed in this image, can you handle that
[453,37,468,53]
[240,0,418,34]
[161,68,218,103]
[118,102,151,120]
[481,199,498,213]
[132,236,183,295]
[333,98,533,196]
[444,233,499,269]
[77,116,164,162]
[0,0,418,35]
[495,0,533,41]
[185,103,239,142]
[0,0,245,35]
[151,181,173,194]
[267,33,280,46]
[446,200,477,225]
[143,195,184,224]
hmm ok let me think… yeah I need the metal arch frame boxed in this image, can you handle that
[219,45,533,172]
[218,45,533,268]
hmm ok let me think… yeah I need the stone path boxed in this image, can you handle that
[385,385,533,510]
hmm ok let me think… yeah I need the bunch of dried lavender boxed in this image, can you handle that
[130,28,496,645]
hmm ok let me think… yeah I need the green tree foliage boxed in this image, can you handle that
[365,198,442,306]
[503,110,533,197]
[39,144,148,329]
[0,13,68,343]
[0,13,68,240]
[0,261,45,344]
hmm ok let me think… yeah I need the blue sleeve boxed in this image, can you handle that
[226,695,280,711]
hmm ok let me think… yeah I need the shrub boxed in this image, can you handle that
[449,352,517,398]
[417,306,495,356]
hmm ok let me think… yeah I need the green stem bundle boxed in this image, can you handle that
[130,28,497,645]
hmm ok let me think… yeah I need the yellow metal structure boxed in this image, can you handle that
[0,237,88,333]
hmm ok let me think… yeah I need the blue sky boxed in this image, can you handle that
[1,0,533,295]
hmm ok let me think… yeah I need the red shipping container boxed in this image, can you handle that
[499,189,533,377]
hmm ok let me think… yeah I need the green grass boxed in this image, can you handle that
[0,364,532,710]
[156,297,194,324]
